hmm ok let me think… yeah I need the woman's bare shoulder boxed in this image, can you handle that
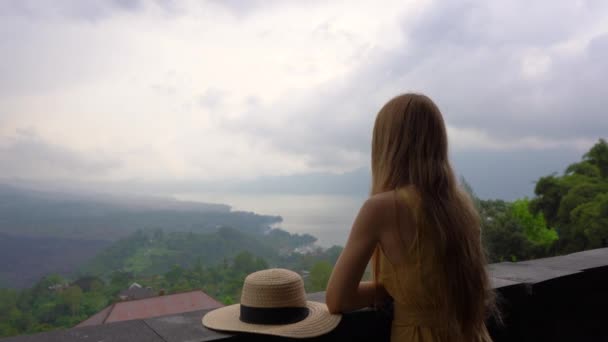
[364,189,411,230]
[366,190,396,212]
[369,186,419,207]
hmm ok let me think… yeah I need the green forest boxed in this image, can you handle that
[80,226,316,276]
[480,139,608,262]
[0,236,341,338]
[0,139,606,338]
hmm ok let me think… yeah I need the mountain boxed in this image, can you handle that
[0,233,111,288]
[79,227,277,276]
[0,184,284,288]
[0,184,281,240]
[79,226,312,277]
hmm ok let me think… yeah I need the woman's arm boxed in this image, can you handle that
[325,197,389,314]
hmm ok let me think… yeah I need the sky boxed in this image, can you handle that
[0,0,607,200]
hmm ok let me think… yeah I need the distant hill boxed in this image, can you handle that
[0,233,111,288]
[0,184,286,288]
[0,184,282,240]
[81,226,317,277]
[80,227,275,276]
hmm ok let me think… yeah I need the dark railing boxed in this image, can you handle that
[2,247,607,342]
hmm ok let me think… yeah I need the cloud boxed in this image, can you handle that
[0,0,606,199]
[216,0,607,171]
[0,130,121,180]
[206,0,283,18]
[198,88,226,111]
[0,0,146,21]
[400,1,608,141]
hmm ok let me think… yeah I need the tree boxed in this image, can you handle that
[569,193,608,249]
[0,322,18,338]
[584,138,608,178]
[511,199,558,247]
[530,174,564,226]
[565,161,600,178]
[527,139,608,254]
[165,265,185,285]
[233,251,267,274]
[220,295,235,305]
[0,289,18,318]
[324,246,343,266]
[481,200,535,262]
[233,251,256,274]
[308,261,332,292]
[60,286,83,316]
[110,271,131,288]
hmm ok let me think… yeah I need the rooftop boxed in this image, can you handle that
[76,290,224,327]
[2,247,607,342]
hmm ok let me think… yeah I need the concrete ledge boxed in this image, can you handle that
[2,248,607,342]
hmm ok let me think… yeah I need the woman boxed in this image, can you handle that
[326,93,496,341]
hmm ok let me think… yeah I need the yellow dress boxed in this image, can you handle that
[379,246,445,341]
[377,188,491,342]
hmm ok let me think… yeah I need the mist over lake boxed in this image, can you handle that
[174,192,366,247]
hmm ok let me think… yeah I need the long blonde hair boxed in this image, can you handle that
[371,93,495,339]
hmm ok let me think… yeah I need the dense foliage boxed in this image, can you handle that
[0,274,115,337]
[0,244,340,338]
[530,139,608,253]
[480,198,557,262]
[480,139,608,261]
[80,226,316,277]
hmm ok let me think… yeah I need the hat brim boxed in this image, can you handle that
[202,301,341,339]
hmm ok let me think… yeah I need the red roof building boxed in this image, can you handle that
[76,290,224,327]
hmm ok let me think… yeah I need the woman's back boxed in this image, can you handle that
[325,94,495,342]
[377,187,491,342]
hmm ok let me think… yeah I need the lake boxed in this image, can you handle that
[174,192,366,247]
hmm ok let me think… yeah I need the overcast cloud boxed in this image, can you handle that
[0,0,606,199]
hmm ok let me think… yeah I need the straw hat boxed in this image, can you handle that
[202,268,341,338]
